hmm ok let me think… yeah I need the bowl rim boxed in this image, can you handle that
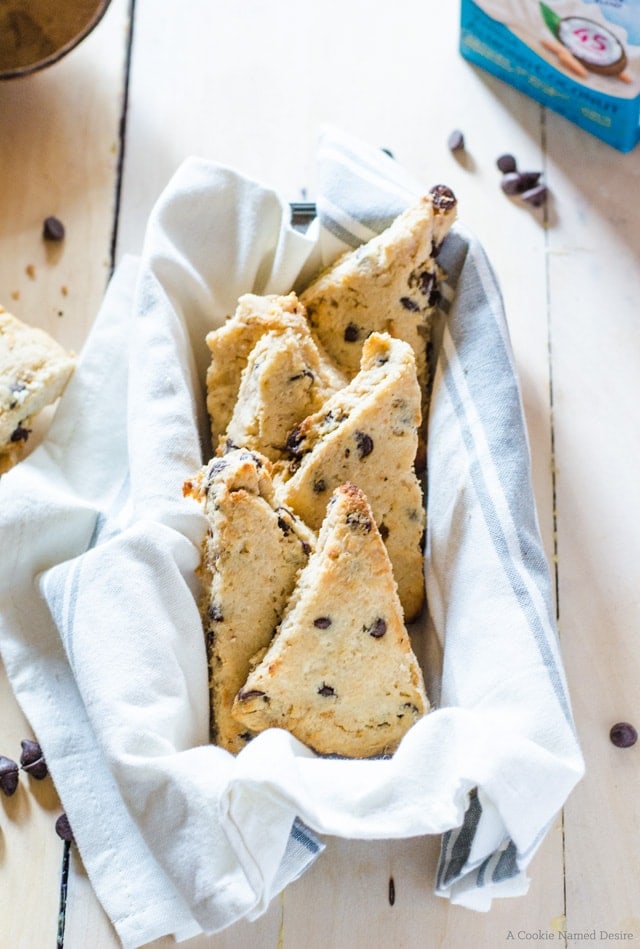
[0,0,113,81]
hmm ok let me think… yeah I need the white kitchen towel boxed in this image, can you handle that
[0,127,584,947]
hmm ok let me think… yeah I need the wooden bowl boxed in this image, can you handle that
[0,0,112,80]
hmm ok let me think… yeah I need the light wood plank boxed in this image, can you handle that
[0,0,131,944]
[545,112,640,938]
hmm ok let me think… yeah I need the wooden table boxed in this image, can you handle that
[1,2,639,946]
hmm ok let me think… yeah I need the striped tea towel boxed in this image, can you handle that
[0,126,584,947]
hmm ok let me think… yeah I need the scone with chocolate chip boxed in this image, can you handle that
[232,482,429,758]
[300,187,457,410]
[184,448,315,754]
[275,332,425,621]
[0,306,75,474]
[222,325,340,462]
[205,292,344,452]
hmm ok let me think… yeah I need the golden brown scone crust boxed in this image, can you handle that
[275,332,425,621]
[232,482,428,758]
[0,306,75,470]
[185,448,315,753]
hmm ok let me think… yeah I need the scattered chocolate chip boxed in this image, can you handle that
[238,732,254,743]
[312,478,327,494]
[301,541,312,556]
[237,690,269,702]
[609,722,637,748]
[20,739,48,779]
[0,756,19,797]
[379,523,390,540]
[500,172,523,196]
[10,424,30,443]
[343,322,360,342]
[313,617,332,629]
[517,171,542,191]
[277,514,292,535]
[447,129,465,152]
[496,153,517,173]
[317,683,335,697]
[388,876,396,906]
[399,296,420,312]
[521,184,548,208]
[355,431,374,459]
[367,618,387,638]
[429,184,457,211]
[43,215,65,242]
[55,812,74,843]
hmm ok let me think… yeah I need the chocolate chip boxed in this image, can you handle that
[346,510,372,533]
[355,431,374,459]
[343,322,360,342]
[388,876,396,906]
[55,813,74,843]
[20,739,48,780]
[277,513,292,535]
[418,270,435,296]
[367,618,387,638]
[43,216,65,242]
[313,617,332,629]
[285,427,305,455]
[517,171,542,191]
[0,756,19,797]
[317,683,335,697]
[496,153,517,173]
[500,172,523,196]
[9,424,30,443]
[521,184,548,207]
[288,369,315,382]
[237,690,269,702]
[379,523,390,540]
[609,722,637,748]
[312,478,327,493]
[429,184,457,211]
[399,296,420,312]
[208,603,224,622]
[447,129,465,152]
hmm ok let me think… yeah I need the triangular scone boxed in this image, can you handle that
[0,306,75,473]
[221,326,339,461]
[232,483,429,758]
[275,332,425,621]
[184,448,315,754]
[205,292,344,449]
[300,188,457,396]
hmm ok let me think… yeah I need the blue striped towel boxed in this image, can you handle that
[0,127,583,946]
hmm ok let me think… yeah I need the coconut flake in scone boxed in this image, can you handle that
[300,187,457,399]
[205,292,344,451]
[275,331,425,621]
[222,325,339,462]
[0,306,75,473]
[184,448,315,754]
[232,482,429,758]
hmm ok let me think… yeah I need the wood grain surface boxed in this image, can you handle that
[1,1,638,946]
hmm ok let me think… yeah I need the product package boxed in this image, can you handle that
[461,0,640,151]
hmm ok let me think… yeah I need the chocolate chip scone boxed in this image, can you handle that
[231,483,429,758]
[275,332,425,621]
[184,448,315,754]
[205,292,344,452]
[222,325,339,462]
[0,306,75,474]
[300,188,457,416]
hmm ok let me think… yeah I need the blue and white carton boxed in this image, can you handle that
[460,0,640,152]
